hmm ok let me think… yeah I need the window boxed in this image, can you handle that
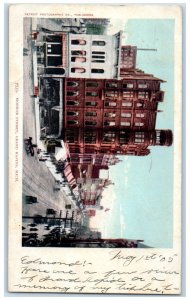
[67,101,79,106]
[65,129,78,143]
[67,91,79,96]
[84,131,97,144]
[104,112,116,117]
[71,68,85,73]
[138,91,149,99]
[123,83,134,89]
[92,41,106,46]
[103,132,115,143]
[85,121,97,126]
[119,131,130,144]
[86,91,98,97]
[47,44,62,55]
[138,83,148,88]
[105,101,116,107]
[135,132,145,138]
[105,91,118,98]
[106,82,118,88]
[71,57,86,63]
[67,111,78,116]
[122,102,132,107]
[92,51,105,55]
[136,113,145,118]
[71,39,86,45]
[123,91,133,99]
[135,138,144,143]
[121,113,131,118]
[71,50,86,56]
[135,132,144,143]
[92,59,105,63]
[104,121,116,126]
[136,102,144,108]
[135,122,144,127]
[47,56,62,67]
[120,122,130,126]
[67,81,79,87]
[67,120,78,125]
[91,69,104,73]
[85,111,97,117]
[86,82,98,87]
[86,101,97,107]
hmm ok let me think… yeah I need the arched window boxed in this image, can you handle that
[67,111,78,116]
[91,69,104,74]
[71,57,86,63]
[92,41,106,46]
[67,81,79,87]
[71,39,86,45]
[67,101,79,106]
[67,120,78,125]
[67,91,79,96]
[71,68,86,73]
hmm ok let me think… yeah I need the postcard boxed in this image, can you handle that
[8,4,182,294]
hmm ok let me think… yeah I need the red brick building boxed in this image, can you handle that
[63,72,172,157]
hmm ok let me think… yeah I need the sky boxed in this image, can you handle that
[90,19,174,248]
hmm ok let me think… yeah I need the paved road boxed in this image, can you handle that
[22,18,75,221]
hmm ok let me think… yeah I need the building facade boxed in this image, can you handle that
[63,74,172,157]
[36,31,122,79]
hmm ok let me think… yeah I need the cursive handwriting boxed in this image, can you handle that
[13,254,180,294]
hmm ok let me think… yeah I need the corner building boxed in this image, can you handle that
[63,71,173,157]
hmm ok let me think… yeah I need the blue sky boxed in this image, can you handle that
[99,19,174,248]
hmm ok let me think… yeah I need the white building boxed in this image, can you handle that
[68,32,122,79]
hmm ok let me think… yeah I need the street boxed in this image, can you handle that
[22,18,79,228]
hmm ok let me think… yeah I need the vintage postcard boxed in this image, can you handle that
[9,4,182,294]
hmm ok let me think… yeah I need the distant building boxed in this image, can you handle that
[120,45,137,70]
